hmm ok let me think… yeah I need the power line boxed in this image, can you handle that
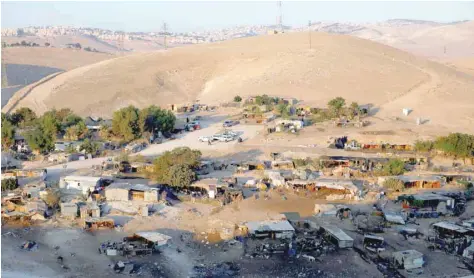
[277,1,283,32]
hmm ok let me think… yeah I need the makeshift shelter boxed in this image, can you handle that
[364,234,385,253]
[320,225,354,248]
[105,183,159,202]
[432,221,472,238]
[392,250,424,270]
[133,232,172,248]
[271,160,295,170]
[245,220,295,239]
[383,211,406,225]
[83,217,114,230]
[60,202,78,218]
[397,175,442,189]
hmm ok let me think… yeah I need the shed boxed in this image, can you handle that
[397,175,443,189]
[320,225,354,248]
[105,183,158,202]
[392,250,424,270]
[60,202,78,218]
[432,221,471,238]
[245,220,295,239]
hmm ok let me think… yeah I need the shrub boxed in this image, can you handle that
[383,178,404,192]
[234,95,242,102]
[167,164,197,187]
[381,159,406,176]
[1,178,18,191]
[414,140,434,152]
[327,97,346,115]
[43,189,61,209]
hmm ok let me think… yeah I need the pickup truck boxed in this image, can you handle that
[213,134,235,142]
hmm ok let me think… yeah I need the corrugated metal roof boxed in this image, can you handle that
[135,231,172,243]
[383,211,406,225]
[64,176,102,183]
[392,249,423,260]
[321,225,353,242]
[433,221,469,233]
[246,220,295,233]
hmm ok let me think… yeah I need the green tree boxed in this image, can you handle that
[139,105,176,134]
[167,164,196,187]
[349,102,360,117]
[383,178,405,192]
[10,107,37,127]
[152,147,201,186]
[112,106,141,141]
[1,114,15,149]
[234,95,242,103]
[65,121,88,140]
[327,97,346,116]
[276,103,290,119]
[39,110,61,138]
[79,139,99,155]
[25,127,54,153]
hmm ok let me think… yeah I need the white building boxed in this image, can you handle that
[60,176,103,195]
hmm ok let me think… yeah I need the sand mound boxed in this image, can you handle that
[4,31,474,132]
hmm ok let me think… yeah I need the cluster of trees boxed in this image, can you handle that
[1,108,90,153]
[111,105,176,142]
[3,41,40,48]
[309,97,363,123]
[84,47,100,52]
[66,43,82,49]
[414,133,474,163]
[151,147,201,187]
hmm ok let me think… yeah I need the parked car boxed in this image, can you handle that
[213,134,235,142]
[198,136,215,142]
[193,116,202,121]
[223,130,238,137]
[223,120,239,127]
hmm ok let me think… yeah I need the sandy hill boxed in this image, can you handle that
[309,20,474,59]
[2,47,114,71]
[2,34,120,54]
[443,57,474,76]
[4,31,474,132]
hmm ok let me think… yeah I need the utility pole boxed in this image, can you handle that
[163,22,168,50]
[308,20,312,49]
[277,1,283,32]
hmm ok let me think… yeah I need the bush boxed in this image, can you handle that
[414,140,434,152]
[381,159,406,176]
[79,139,99,155]
[434,133,474,162]
[383,178,404,192]
[1,178,18,191]
[234,95,242,103]
[43,189,61,209]
[139,105,176,134]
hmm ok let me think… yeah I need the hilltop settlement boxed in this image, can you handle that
[2,95,474,277]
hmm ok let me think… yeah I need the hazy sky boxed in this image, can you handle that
[2,1,474,32]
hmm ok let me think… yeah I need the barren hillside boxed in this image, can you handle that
[4,31,474,132]
[2,47,114,71]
